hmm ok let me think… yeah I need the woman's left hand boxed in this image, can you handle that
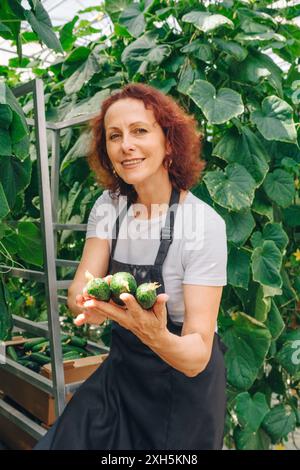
[74,292,169,346]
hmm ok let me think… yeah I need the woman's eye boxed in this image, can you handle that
[109,129,147,140]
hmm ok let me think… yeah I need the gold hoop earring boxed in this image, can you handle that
[168,159,173,168]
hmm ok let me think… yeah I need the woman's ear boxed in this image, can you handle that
[166,140,172,156]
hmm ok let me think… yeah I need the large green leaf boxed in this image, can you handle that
[276,340,300,376]
[231,50,283,95]
[251,240,282,289]
[177,60,204,95]
[223,312,272,390]
[227,246,251,289]
[262,405,297,444]
[0,182,10,219]
[0,225,18,255]
[60,130,92,171]
[119,1,153,38]
[0,21,12,34]
[219,208,256,246]
[182,11,234,33]
[203,163,256,211]
[279,329,300,346]
[263,169,296,208]
[235,31,286,44]
[232,284,264,332]
[251,96,297,144]
[0,128,12,155]
[16,221,43,267]
[148,78,176,94]
[283,205,300,227]
[59,181,82,223]
[213,126,269,185]
[237,7,277,31]
[96,73,124,90]
[236,392,269,432]
[265,299,285,340]
[252,189,273,222]
[10,110,27,143]
[214,38,247,62]
[104,0,132,23]
[0,155,31,209]
[180,40,213,63]
[254,285,271,322]
[12,133,29,159]
[0,0,21,47]
[121,31,171,76]
[59,15,78,51]
[64,52,101,95]
[250,222,289,252]
[234,426,271,450]
[64,89,110,120]
[187,80,244,124]
[0,104,13,128]
[24,1,63,53]
[63,46,90,66]
[1,84,29,150]
[7,0,26,19]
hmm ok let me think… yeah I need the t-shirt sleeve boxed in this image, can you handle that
[182,206,227,286]
[85,190,117,241]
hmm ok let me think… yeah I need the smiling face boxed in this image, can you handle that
[104,98,171,187]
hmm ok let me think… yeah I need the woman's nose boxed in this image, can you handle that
[121,136,136,152]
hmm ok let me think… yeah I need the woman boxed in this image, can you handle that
[34,83,228,450]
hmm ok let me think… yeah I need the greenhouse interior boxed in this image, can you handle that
[0,0,300,454]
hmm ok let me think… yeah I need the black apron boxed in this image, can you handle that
[34,187,227,450]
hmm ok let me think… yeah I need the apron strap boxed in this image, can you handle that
[154,186,180,267]
[111,196,132,258]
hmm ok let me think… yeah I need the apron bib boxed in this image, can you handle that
[34,187,227,450]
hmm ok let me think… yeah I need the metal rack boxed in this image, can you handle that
[0,78,109,442]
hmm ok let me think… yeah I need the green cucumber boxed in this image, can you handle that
[110,272,137,306]
[136,282,161,309]
[60,334,71,342]
[7,346,18,361]
[18,359,41,373]
[23,338,48,352]
[29,352,51,365]
[63,351,82,360]
[69,336,87,348]
[86,278,111,301]
[31,340,49,352]
[62,345,89,356]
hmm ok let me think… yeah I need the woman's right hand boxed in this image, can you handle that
[75,293,108,326]
[74,275,112,326]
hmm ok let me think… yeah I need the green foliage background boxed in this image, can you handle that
[1,0,300,449]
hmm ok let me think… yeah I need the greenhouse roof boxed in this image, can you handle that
[0,0,112,68]
[0,0,300,76]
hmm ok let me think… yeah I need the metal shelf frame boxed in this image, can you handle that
[0,78,108,443]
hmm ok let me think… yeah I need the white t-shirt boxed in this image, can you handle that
[86,190,227,325]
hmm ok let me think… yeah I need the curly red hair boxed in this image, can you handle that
[88,83,206,202]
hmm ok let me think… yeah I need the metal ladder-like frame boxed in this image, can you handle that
[0,78,109,442]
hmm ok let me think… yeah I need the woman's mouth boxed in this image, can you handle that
[121,158,145,169]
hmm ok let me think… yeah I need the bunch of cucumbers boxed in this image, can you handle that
[85,271,162,310]
[6,334,94,373]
